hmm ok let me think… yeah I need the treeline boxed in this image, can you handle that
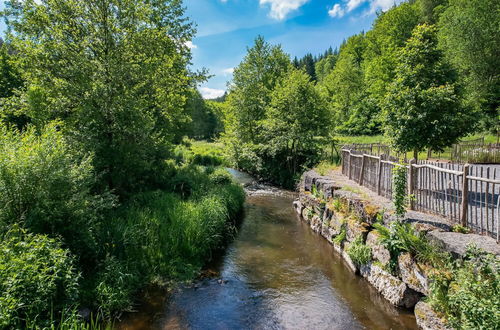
[0,0,244,327]
[305,0,498,136]
[199,0,498,187]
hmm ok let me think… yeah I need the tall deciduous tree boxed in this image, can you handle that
[2,0,195,196]
[383,24,474,159]
[262,69,329,186]
[438,0,500,131]
[226,36,290,144]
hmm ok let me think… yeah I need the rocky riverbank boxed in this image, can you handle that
[293,170,499,329]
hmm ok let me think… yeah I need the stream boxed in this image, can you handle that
[118,169,418,329]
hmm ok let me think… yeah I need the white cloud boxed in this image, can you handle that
[184,41,197,49]
[200,87,225,99]
[328,0,401,19]
[368,0,401,13]
[328,4,345,17]
[259,0,310,20]
[222,67,234,75]
[345,0,365,12]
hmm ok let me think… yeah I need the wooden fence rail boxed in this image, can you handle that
[341,149,499,241]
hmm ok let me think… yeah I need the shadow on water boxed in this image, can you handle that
[118,169,417,330]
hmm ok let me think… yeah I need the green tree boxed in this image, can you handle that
[2,0,195,196]
[383,24,474,159]
[226,36,290,144]
[315,53,337,82]
[320,33,379,135]
[185,89,220,140]
[0,41,27,129]
[262,69,329,186]
[363,2,420,105]
[438,0,500,131]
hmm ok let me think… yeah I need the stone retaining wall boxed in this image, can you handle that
[293,170,498,329]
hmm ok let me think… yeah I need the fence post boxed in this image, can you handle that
[359,154,366,185]
[377,155,383,195]
[348,151,352,180]
[461,164,470,227]
[408,159,416,210]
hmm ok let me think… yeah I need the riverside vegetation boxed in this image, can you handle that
[0,1,244,328]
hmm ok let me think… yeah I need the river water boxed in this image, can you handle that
[118,169,417,329]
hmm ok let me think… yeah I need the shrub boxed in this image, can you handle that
[373,221,443,272]
[429,245,500,329]
[0,227,80,329]
[347,236,372,265]
[0,123,115,266]
[209,168,233,185]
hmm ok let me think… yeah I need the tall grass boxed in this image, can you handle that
[91,165,245,316]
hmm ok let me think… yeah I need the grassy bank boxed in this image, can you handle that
[0,129,245,328]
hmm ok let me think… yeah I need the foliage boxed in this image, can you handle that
[223,40,330,187]
[225,36,290,144]
[429,245,500,329]
[392,162,408,219]
[2,0,196,196]
[373,221,443,272]
[0,226,80,329]
[451,224,470,234]
[333,226,347,245]
[260,68,330,187]
[438,0,500,131]
[319,34,379,135]
[94,167,245,314]
[383,24,474,157]
[185,89,223,140]
[0,123,115,266]
[363,2,420,105]
[347,236,372,265]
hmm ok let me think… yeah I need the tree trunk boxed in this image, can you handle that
[413,149,418,161]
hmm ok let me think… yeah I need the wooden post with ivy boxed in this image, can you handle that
[359,155,366,185]
[461,164,470,227]
[408,159,416,210]
[377,155,383,195]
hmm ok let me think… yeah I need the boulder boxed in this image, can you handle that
[292,200,303,216]
[310,215,322,233]
[398,253,430,295]
[301,207,314,223]
[426,230,500,259]
[346,219,370,242]
[414,301,451,330]
[321,224,337,244]
[360,263,421,308]
[366,231,391,266]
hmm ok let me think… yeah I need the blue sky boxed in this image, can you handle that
[0,0,404,98]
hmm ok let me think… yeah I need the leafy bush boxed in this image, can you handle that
[92,167,245,315]
[373,221,443,272]
[0,123,115,266]
[347,236,372,265]
[0,227,80,329]
[429,245,500,329]
[209,168,233,185]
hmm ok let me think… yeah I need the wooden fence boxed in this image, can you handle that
[344,138,500,164]
[341,149,499,241]
[451,143,500,164]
